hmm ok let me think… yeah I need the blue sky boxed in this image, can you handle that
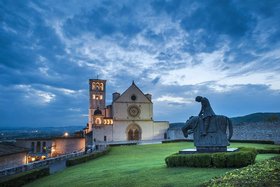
[0,0,280,127]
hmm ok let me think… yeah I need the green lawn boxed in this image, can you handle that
[25,142,279,187]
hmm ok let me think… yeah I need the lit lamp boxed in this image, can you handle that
[64,132,69,137]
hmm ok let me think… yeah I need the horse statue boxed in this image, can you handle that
[182,115,233,152]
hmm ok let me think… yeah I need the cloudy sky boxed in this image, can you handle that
[1,0,280,128]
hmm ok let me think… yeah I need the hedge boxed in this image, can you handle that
[162,139,192,143]
[0,167,49,187]
[66,147,111,167]
[165,147,257,168]
[256,147,280,154]
[230,139,275,144]
[203,156,280,187]
[162,139,275,144]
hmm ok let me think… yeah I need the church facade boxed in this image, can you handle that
[85,79,169,146]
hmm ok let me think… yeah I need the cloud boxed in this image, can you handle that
[156,47,280,91]
[14,84,56,105]
[155,95,192,104]
[0,0,280,127]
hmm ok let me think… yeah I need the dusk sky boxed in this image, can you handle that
[1,0,280,128]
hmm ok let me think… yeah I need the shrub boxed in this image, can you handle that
[162,139,193,143]
[230,139,275,144]
[165,147,257,168]
[0,167,49,187]
[212,153,226,168]
[203,156,280,187]
[256,148,280,154]
[66,147,111,167]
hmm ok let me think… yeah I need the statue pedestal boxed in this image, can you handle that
[179,147,238,154]
[197,146,227,153]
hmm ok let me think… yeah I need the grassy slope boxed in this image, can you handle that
[25,142,279,187]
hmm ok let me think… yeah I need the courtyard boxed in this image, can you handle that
[25,142,279,187]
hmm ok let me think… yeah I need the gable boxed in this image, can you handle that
[114,82,152,103]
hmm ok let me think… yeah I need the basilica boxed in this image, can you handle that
[85,79,169,146]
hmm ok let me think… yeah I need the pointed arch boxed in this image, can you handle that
[126,123,142,141]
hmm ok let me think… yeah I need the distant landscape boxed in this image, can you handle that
[230,112,280,124]
[0,112,279,141]
[170,112,280,128]
[0,126,84,141]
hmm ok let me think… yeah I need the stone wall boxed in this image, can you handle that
[231,122,280,143]
[167,129,185,140]
[0,152,27,170]
[153,121,169,140]
[167,121,280,144]
[52,137,85,156]
[0,151,84,177]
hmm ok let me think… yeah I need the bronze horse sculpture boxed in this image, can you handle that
[182,115,233,152]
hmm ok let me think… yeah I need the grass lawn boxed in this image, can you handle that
[25,142,279,187]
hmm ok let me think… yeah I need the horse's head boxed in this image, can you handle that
[182,116,198,138]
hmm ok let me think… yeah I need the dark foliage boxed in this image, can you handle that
[203,156,280,187]
[66,147,111,167]
[230,139,275,144]
[162,139,193,143]
[0,167,49,187]
[165,147,257,168]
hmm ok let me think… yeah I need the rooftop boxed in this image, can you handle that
[0,143,28,157]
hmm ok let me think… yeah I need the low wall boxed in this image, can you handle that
[0,152,27,170]
[0,151,84,178]
[232,122,280,144]
[166,122,280,144]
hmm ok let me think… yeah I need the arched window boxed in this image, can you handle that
[36,141,41,153]
[95,118,101,125]
[100,83,104,91]
[96,83,100,90]
[92,82,96,90]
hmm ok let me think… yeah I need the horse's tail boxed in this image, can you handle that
[228,118,233,141]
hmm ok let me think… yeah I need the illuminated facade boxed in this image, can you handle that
[85,79,169,146]
[16,137,85,162]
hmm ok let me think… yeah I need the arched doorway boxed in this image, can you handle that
[126,124,142,141]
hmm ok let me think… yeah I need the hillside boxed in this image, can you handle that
[230,112,280,124]
[170,112,280,127]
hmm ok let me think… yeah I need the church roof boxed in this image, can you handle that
[0,143,28,157]
[113,81,152,103]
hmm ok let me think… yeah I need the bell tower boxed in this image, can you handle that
[88,79,106,131]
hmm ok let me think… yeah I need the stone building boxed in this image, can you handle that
[85,79,169,146]
[166,123,187,140]
[0,143,28,170]
[16,136,85,162]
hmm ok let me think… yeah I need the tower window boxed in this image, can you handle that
[92,95,103,100]
[104,136,107,141]
[95,118,102,124]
